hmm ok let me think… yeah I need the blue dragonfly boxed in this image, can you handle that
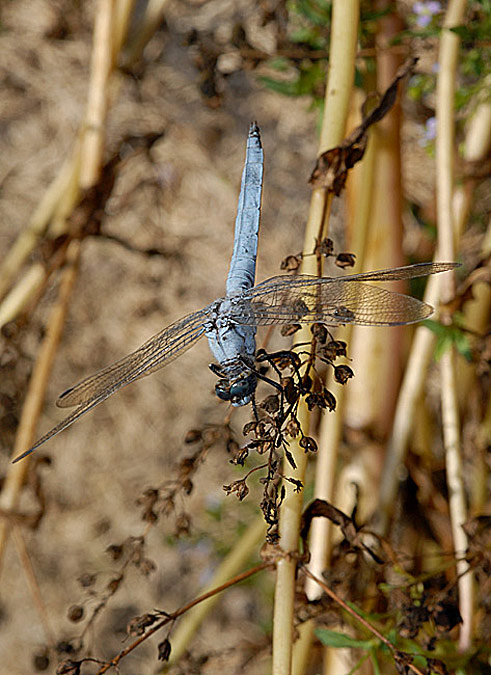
[14,123,457,462]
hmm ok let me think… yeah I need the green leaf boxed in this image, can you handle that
[423,320,473,362]
[259,76,301,97]
[370,649,382,675]
[449,24,473,40]
[316,629,375,649]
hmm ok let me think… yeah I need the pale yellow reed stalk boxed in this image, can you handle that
[121,0,170,67]
[273,2,360,673]
[435,0,473,652]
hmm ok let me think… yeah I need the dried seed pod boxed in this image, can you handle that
[334,364,354,384]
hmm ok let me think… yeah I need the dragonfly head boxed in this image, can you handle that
[215,372,257,407]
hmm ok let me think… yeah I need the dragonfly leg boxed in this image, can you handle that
[256,348,306,393]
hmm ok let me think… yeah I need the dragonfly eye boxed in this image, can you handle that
[229,373,257,403]
[215,379,232,401]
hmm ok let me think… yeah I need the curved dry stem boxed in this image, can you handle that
[302,567,427,675]
[0,0,133,317]
[375,273,441,535]
[272,2,360,673]
[165,517,266,668]
[95,562,272,674]
[12,524,56,647]
[435,0,473,652]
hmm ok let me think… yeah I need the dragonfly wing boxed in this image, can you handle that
[333,261,458,283]
[13,307,210,462]
[57,307,210,407]
[229,275,435,327]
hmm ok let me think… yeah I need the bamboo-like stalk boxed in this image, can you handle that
[303,127,376,604]
[80,0,115,189]
[344,10,406,438]
[273,3,360,673]
[435,0,473,652]
[12,524,56,647]
[374,273,443,535]
[165,518,266,669]
[375,95,491,537]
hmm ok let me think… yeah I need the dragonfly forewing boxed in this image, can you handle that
[13,308,210,462]
[230,262,459,328]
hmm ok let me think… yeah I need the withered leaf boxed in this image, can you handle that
[280,254,303,271]
[260,394,280,413]
[309,58,418,194]
[334,365,354,384]
[158,639,172,662]
[281,323,302,337]
[335,252,356,269]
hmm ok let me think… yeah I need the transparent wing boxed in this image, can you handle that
[229,263,458,328]
[13,307,210,462]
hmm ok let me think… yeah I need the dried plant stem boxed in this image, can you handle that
[0,0,136,323]
[0,148,79,302]
[344,11,406,437]
[303,130,376,604]
[453,102,491,238]
[112,0,137,63]
[375,289,439,536]
[165,517,266,668]
[80,0,115,189]
[435,0,472,652]
[375,97,490,538]
[97,563,272,674]
[0,240,81,573]
[122,0,170,67]
[12,524,56,646]
[273,3,359,674]
[0,263,45,328]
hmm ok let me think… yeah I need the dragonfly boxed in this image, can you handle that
[14,123,457,462]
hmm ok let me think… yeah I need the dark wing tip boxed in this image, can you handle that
[56,386,76,408]
[433,262,461,272]
[12,446,37,463]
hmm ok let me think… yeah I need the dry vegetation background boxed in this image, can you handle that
[0,2,319,672]
[0,1,488,674]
